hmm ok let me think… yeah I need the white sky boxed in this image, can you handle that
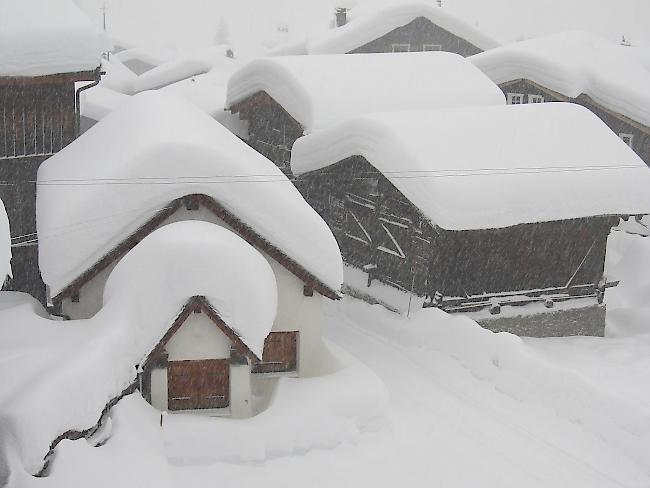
[75,0,650,56]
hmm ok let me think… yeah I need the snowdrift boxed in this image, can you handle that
[0,0,109,77]
[291,103,650,230]
[37,91,343,296]
[471,31,650,128]
[226,52,505,132]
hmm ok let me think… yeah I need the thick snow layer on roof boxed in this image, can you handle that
[0,221,276,475]
[307,2,499,55]
[471,31,650,128]
[0,0,109,77]
[37,91,342,295]
[132,45,238,93]
[80,85,130,122]
[0,199,10,281]
[292,103,650,230]
[226,52,505,131]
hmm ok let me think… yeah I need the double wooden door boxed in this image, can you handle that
[167,359,229,410]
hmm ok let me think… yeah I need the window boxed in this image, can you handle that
[620,133,634,147]
[391,43,410,53]
[422,44,442,51]
[528,94,545,103]
[507,93,524,105]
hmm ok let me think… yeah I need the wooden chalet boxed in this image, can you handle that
[269,2,498,57]
[290,104,650,317]
[0,0,106,304]
[471,31,650,167]
[225,52,505,176]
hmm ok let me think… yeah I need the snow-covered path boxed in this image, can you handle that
[171,298,650,488]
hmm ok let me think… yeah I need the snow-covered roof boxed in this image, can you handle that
[0,0,109,77]
[0,221,276,475]
[470,31,650,128]
[291,103,650,230]
[0,198,10,282]
[132,45,238,93]
[226,52,505,132]
[37,91,343,296]
[114,45,177,72]
[305,2,499,55]
[80,85,130,122]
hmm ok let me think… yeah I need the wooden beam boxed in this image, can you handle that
[0,70,100,87]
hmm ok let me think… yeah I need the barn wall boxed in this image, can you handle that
[349,16,483,56]
[60,260,116,319]
[297,156,616,301]
[165,312,232,361]
[1,79,78,304]
[500,79,650,167]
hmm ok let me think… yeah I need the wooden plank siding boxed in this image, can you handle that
[500,79,650,167]
[296,155,618,306]
[348,16,484,56]
[0,76,80,303]
[251,331,298,374]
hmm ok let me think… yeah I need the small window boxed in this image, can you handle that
[620,133,634,147]
[422,44,442,51]
[528,94,545,103]
[391,43,410,53]
[507,93,524,105]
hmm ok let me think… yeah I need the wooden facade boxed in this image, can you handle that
[347,16,484,56]
[500,79,650,167]
[296,156,619,313]
[0,70,98,303]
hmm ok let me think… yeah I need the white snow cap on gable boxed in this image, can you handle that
[308,2,499,55]
[0,0,109,77]
[471,31,650,128]
[0,198,11,281]
[291,103,650,230]
[226,52,505,132]
[37,91,343,296]
[102,221,277,358]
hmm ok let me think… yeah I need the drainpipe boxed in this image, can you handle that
[75,67,103,137]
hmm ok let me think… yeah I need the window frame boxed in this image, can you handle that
[506,93,525,105]
[528,94,545,103]
[391,43,411,53]
[422,44,442,51]
[619,133,634,147]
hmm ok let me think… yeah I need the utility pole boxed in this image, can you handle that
[101,3,108,32]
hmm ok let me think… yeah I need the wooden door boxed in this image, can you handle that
[252,332,298,374]
[167,359,229,410]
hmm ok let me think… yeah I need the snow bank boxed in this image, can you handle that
[338,297,650,475]
[307,2,499,55]
[0,221,277,475]
[604,230,650,337]
[291,103,650,230]
[162,341,388,464]
[97,58,138,94]
[0,0,109,77]
[226,52,505,131]
[471,31,650,127]
[0,198,10,282]
[7,394,173,488]
[37,91,343,296]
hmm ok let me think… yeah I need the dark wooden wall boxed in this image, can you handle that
[348,16,484,56]
[500,79,650,167]
[0,79,77,303]
[296,156,617,302]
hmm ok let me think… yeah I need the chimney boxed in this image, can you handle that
[335,7,348,27]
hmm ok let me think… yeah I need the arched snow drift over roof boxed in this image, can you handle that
[226,52,505,132]
[470,31,650,128]
[0,221,277,476]
[102,221,277,358]
[0,198,10,282]
[308,2,500,55]
[37,91,343,296]
[291,103,650,230]
[0,0,109,77]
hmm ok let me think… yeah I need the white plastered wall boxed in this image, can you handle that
[59,203,327,377]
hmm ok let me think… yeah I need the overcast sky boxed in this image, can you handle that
[75,0,650,55]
